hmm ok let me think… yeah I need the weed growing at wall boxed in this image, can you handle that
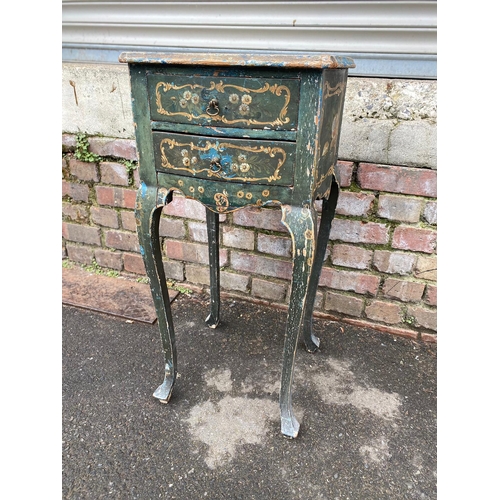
[75,133,102,163]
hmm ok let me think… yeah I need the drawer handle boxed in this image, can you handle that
[210,158,222,172]
[206,99,220,116]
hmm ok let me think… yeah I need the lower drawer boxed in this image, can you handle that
[152,131,295,187]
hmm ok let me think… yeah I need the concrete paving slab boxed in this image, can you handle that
[62,290,437,499]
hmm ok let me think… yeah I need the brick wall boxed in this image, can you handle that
[62,134,437,342]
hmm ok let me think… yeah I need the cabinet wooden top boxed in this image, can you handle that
[119,51,355,69]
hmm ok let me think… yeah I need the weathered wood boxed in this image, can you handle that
[122,51,354,439]
[119,51,355,69]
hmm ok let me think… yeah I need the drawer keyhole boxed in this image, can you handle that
[206,99,220,116]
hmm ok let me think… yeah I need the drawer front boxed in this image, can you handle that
[153,131,295,187]
[148,74,300,131]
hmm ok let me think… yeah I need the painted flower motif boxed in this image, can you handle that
[237,154,247,163]
[183,90,192,101]
[237,191,244,198]
[191,157,198,165]
[181,149,188,157]
[239,103,249,115]
[182,157,190,166]
[241,94,252,105]
[262,189,270,197]
[179,98,188,108]
[240,163,250,173]
[229,94,239,104]
[231,163,239,172]
[191,93,200,104]
[245,192,253,199]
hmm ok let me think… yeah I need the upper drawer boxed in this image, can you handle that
[153,131,295,187]
[148,74,300,131]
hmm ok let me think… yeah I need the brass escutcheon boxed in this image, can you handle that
[206,98,220,116]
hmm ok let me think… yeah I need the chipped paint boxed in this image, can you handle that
[120,52,355,70]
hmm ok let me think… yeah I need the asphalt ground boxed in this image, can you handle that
[62,290,437,500]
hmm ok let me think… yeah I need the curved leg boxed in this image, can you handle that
[136,183,177,403]
[279,204,317,438]
[301,180,340,352]
[205,208,220,328]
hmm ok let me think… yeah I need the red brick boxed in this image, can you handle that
[162,195,214,221]
[336,161,355,187]
[377,195,423,223]
[373,250,416,275]
[66,244,94,265]
[251,278,287,302]
[414,256,437,281]
[95,248,123,270]
[233,206,286,233]
[62,180,89,202]
[324,291,364,317]
[331,244,373,270]
[95,186,136,209]
[407,305,437,331]
[123,253,146,274]
[68,159,98,182]
[336,192,375,217]
[365,300,403,325]
[163,260,185,281]
[62,133,77,152]
[62,202,89,222]
[164,240,228,266]
[423,201,437,225]
[392,226,436,254]
[357,163,437,197]
[382,278,425,302]
[223,226,255,250]
[88,137,138,161]
[121,211,138,232]
[100,161,129,186]
[231,251,292,280]
[319,267,380,295]
[257,234,291,257]
[90,206,119,228]
[421,333,437,343]
[188,221,208,242]
[424,285,437,306]
[330,219,389,245]
[62,222,101,246]
[160,217,186,239]
[105,230,140,252]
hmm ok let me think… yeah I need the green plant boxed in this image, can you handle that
[75,133,101,163]
[404,315,416,326]
[83,259,119,277]
[167,279,193,295]
[121,160,138,185]
[137,277,150,284]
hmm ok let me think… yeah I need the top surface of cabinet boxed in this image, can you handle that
[118,51,355,69]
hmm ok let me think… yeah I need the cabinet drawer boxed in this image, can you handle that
[148,74,300,131]
[153,131,295,187]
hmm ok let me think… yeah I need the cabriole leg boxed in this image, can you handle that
[301,181,340,352]
[136,184,177,403]
[205,208,220,328]
[279,204,317,438]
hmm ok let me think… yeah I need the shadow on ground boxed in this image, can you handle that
[62,292,437,499]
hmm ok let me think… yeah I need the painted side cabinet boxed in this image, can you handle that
[119,51,355,438]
